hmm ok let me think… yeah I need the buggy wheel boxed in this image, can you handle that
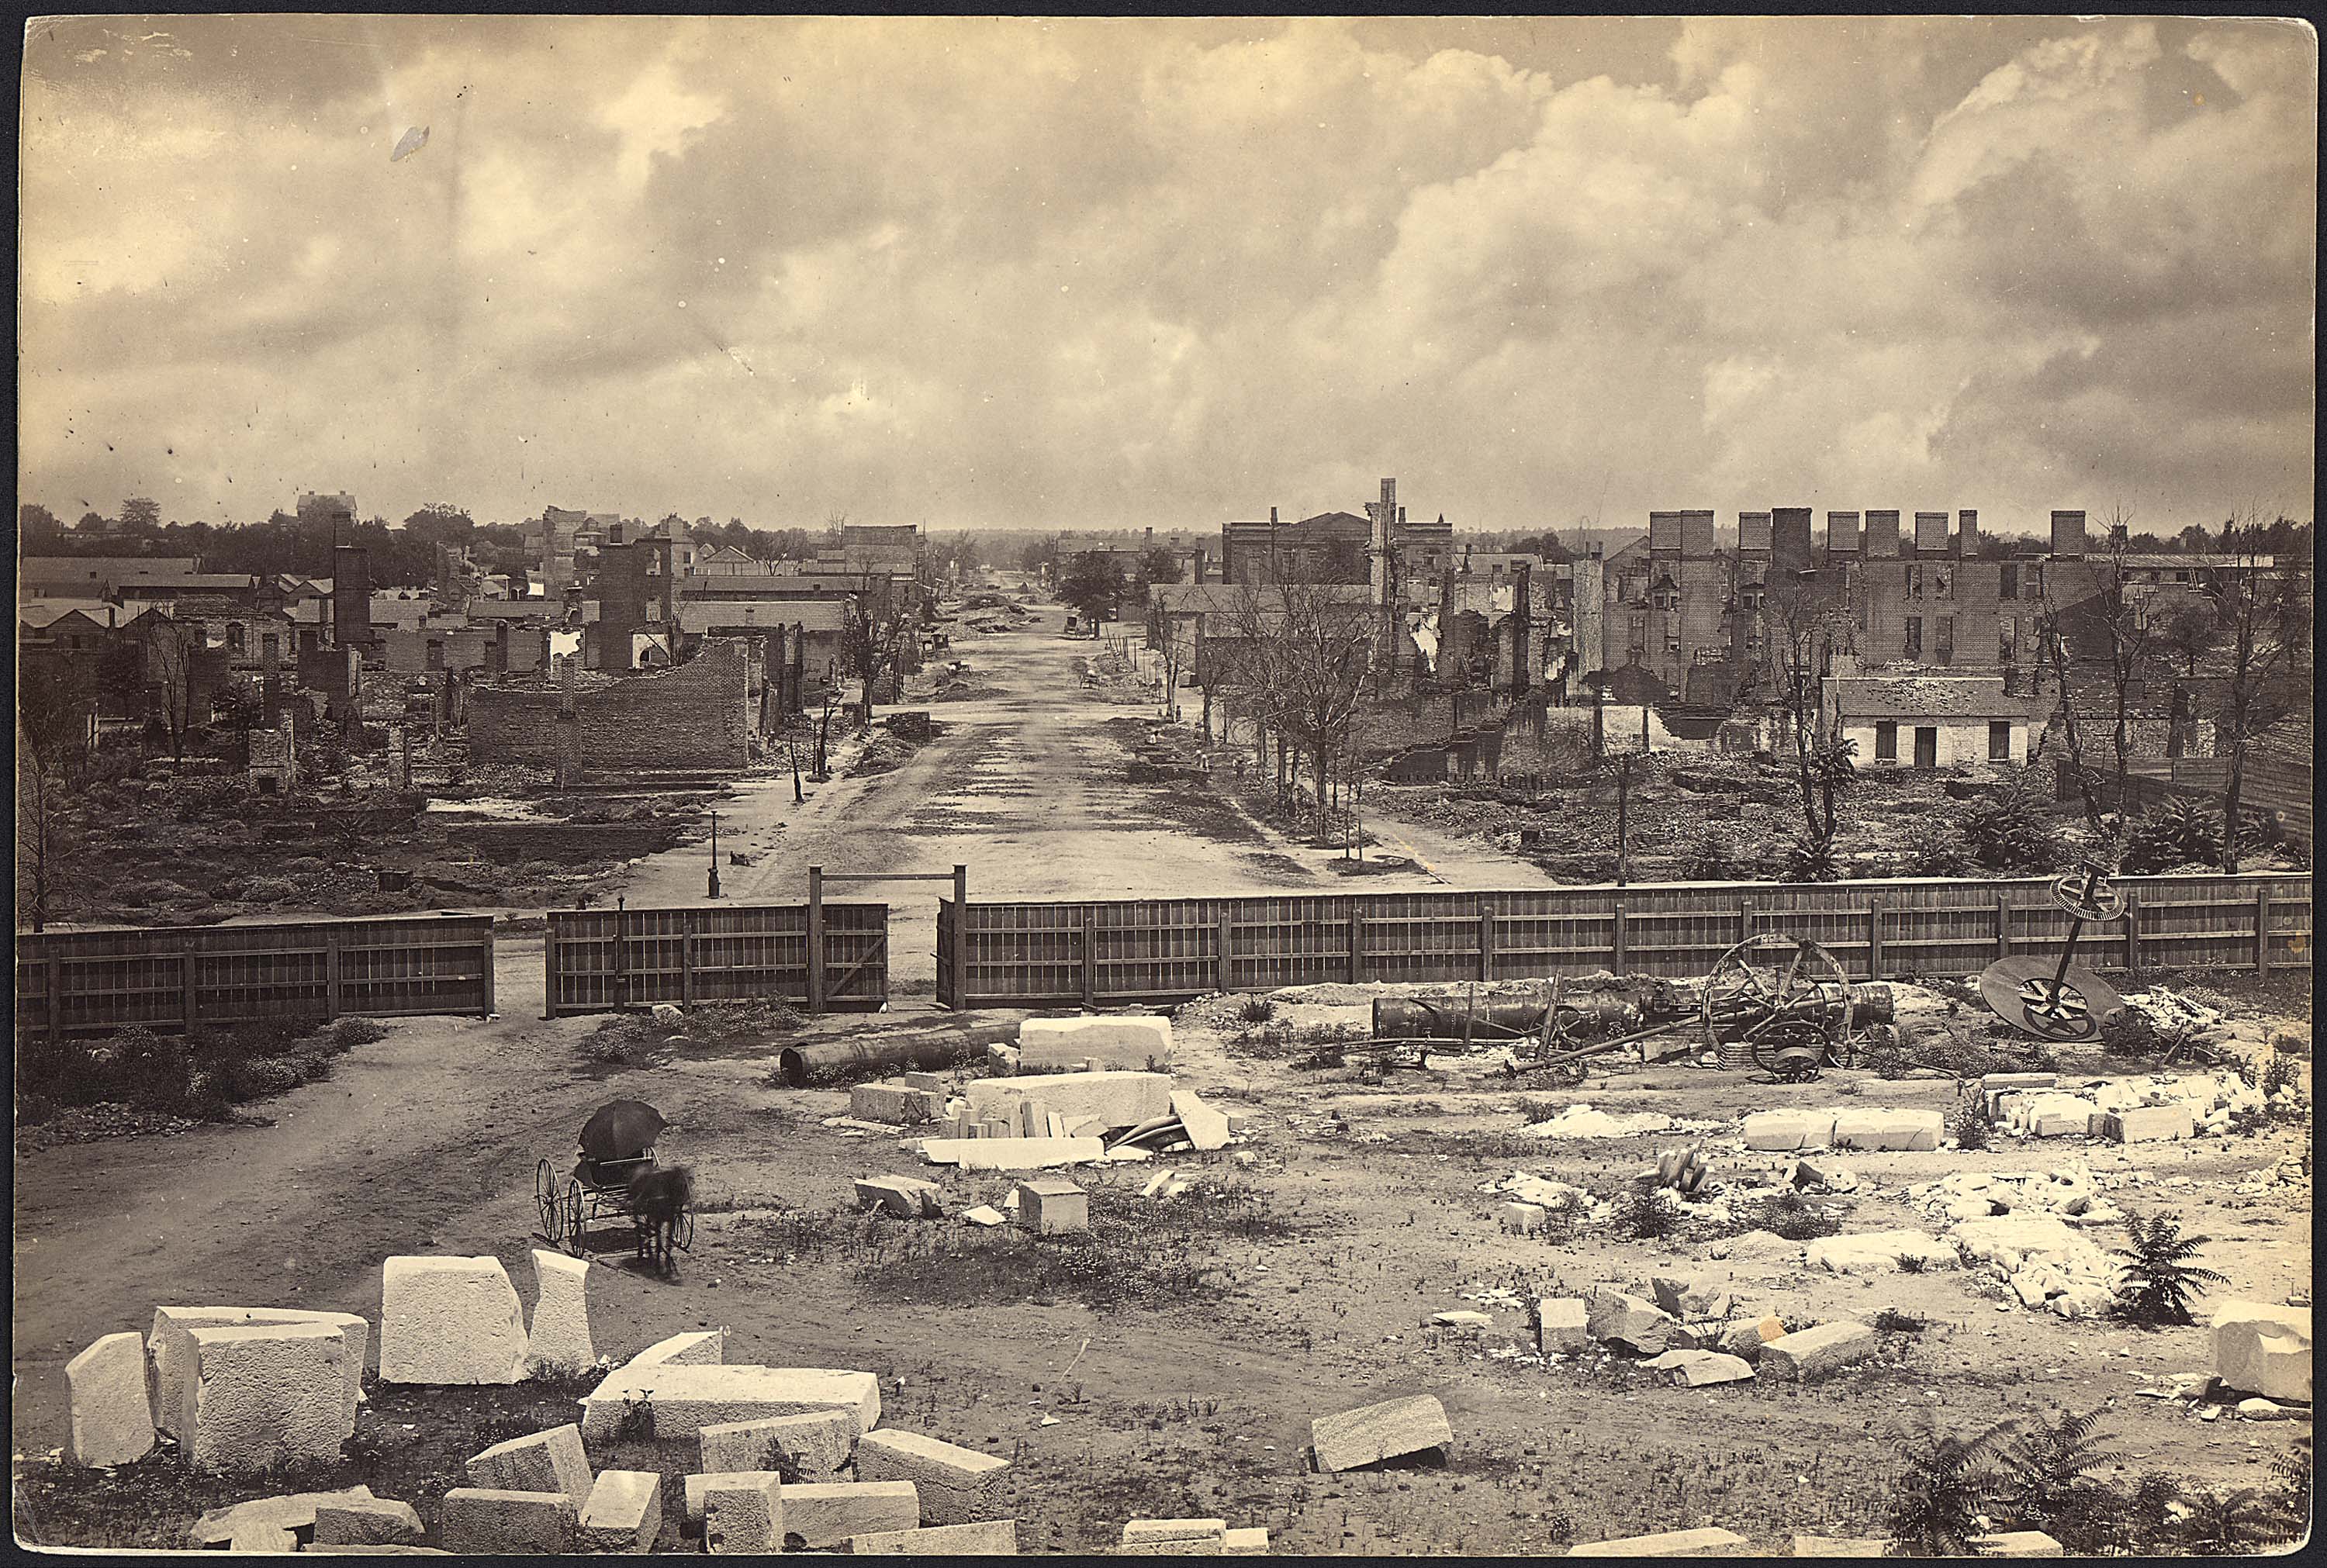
[675,1208,695,1254]
[536,1159,565,1245]
[564,1181,590,1258]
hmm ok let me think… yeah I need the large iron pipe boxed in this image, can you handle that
[1370,994,1635,1041]
[776,1021,1020,1088]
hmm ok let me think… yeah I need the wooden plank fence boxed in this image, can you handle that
[15,914,496,1038]
[935,872,2311,1010]
[543,902,888,1017]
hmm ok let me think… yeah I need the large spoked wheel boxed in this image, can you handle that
[535,1159,567,1248]
[1704,933,1853,1071]
[674,1208,696,1254]
[563,1181,590,1258]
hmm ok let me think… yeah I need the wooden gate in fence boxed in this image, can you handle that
[14,914,496,1037]
[542,900,889,1017]
[935,872,2311,1010]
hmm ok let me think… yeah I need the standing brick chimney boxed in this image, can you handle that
[1957,509,1979,558]
[1914,511,1949,554]
[1863,510,1901,558]
[1772,507,1813,572]
[331,545,373,652]
[1826,512,1862,559]
[2050,510,2087,559]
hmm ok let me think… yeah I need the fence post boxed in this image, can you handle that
[478,918,496,1018]
[2123,889,2140,976]
[1994,894,2011,962]
[952,865,969,1010]
[1081,905,1098,1007]
[1478,901,1495,982]
[1737,897,1752,945]
[1612,894,1629,974]
[807,866,827,1013]
[1350,904,1367,985]
[543,917,558,1020]
[1868,895,1886,982]
[325,927,343,1018]
[681,914,697,1007]
[1216,908,1234,993]
[182,946,200,1031]
[48,955,64,1041]
[2256,884,2272,976]
[614,907,630,1011]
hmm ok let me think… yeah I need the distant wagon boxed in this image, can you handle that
[536,1098,695,1277]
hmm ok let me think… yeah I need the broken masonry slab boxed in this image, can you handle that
[704,1472,787,1555]
[1742,1111,1835,1152]
[1791,1535,1890,1556]
[1011,1178,1090,1235]
[1759,1321,1879,1381]
[684,1472,782,1527]
[227,1523,299,1552]
[378,1255,528,1385]
[1570,1526,1751,1556]
[1831,1108,1943,1152]
[66,1331,154,1467]
[625,1328,724,1368]
[190,1487,378,1547]
[1222,1527,1270,1554]
[1309,1394,1453,1473]
[1018,1014,1174,1072]
[2101,1105,2196,1143]
[700,1409,859,1476]
[467,1421,595,1508]
[855,1429,1011,1525]
[851,1082,945,1124]
[1536,1297,1589,1352]
[183,1322,351,1475]
[150,1306,368,1443]
[311,1500,428,1548]
[1169,1090,1233,1151]
[1122,1518,1229,1553]
[2210,1301,2312,1404]
[854,1176,946,1219]
[1499,1202,1548,1235]
[964,1071,1172,1132]
[527,1249,596,1376]
[849,1518,1021,1553]
[581,1363,881,1442]
[1587,1290,1682,1354]
[1972,1530,2066,1556]
[920,1136,1107,1171]
[1717,1315,1789,1360]
[779,1481,922,1549]
[577,1469,663,1553]
[1649,1275,1732,1321]
[961,1205,1010,1227]
[437,1487,577,1555]
[1804,1230,1957,1276]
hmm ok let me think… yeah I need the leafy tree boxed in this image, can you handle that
[1059,552,1128,633]
[2111,1212,2227,1325]
[2156,600,2220,677]
[120,496,163,530]
[19,502,64,544]
[1018,535,1062,579]
[1132,547,1181,591]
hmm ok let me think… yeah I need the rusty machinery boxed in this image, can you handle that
[1362,934,1893,1086]
[1978,863,2128,1045]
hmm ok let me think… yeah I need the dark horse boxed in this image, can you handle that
[627,1164,693,1280]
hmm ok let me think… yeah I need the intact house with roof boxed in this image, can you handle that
[1820,668,2036,771]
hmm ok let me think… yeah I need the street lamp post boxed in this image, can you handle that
[707,810,722,899]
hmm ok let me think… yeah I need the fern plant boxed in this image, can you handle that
[1781,828,1838,883]
[2111,1213,2228,1326]
[1963,775,2064,872]
[1902,813,1973,876]
[1946,1093,1990,1152]
[1884,1427,2004,1556]
[1988,1408,2124,1552]
[2177,1487,2274,1555]
[2122,796,2224,874]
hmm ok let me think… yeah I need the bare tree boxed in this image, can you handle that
[840,579,912,727]
[2204,513,2312,869]
[2091,509,2164,828]
[2035,593,2111,841]
[1770,579,1851,841]
[1221,580,1376,842]
[146,620,210,763]
[17,665,95,932]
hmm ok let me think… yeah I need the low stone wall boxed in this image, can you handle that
[471,638,751,772]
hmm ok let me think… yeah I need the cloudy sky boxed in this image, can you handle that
[17,16,2317,537]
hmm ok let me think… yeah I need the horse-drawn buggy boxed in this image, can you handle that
[535,1099,695,1278]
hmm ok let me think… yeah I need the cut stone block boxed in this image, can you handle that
[704,1471,786,1555]
[920,1136,1105,1171]
[849,1518,1020,1553]
[2101,1105,2196,1144]
[1792,1535,1889,1556]
[527,1249,595,1376]
[183,1322,351,1475]
[1973,1530,2065,1556]
[438,1487,576,1555]
[1011,1178,1089,1235]
[1537,1297,1589,1352]
[1572,1527,1751,1556]
[1760,1321,1879,1381]
[1588,1290,1682,1354]
[1123,1518,1228,1552]
[1805,1230,1957,1276]
[467,1421,595,1508]
[229,1523,299,1552]
[577,1469,662,1552]
[312,1500,427,1547]
[190,1488,378,1546]
[66,1331,154,1466]
[780,1481,921,1549]
[1641,1349,1755,1386]
[1743,1111,1835,1152]
[581,1363,880,1442]
[1717,1316,1789,1359]
[2211,1301,2312,1403]
[901,1072,946,1091]
[855,1428,1011,1525]
[1018,1015,1174,1072]
[1223,1527,1269,1554]
[1499,1202,1548,1235]
[378,1255,528,1385]
[1018,1100,1044,1138]
[150,1306,368,1443]
[855,1176,945,1219]
[1831,1109,1943,1152]
[625,1328,724,1368]
[700,1409,859,1477]
[1170,1091,1232,1152]
[1980,1072,2058,1095]
[986,1043,1018,1076]
[684,1472,781,1527]
[964,1071,1172,1132]
[851,1082,944,1124]
[1309,1394,1452,1473]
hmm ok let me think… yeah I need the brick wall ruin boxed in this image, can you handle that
[469,637,752,772]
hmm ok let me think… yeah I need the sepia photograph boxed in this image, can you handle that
[10,12,2316,1556]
